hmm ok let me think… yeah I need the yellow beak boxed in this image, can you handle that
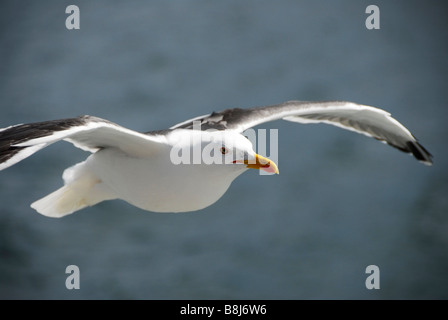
[240,154,279,174]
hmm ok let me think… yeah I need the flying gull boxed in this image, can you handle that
[0,101,432,217]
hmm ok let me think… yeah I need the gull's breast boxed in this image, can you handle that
[87,148,245,213]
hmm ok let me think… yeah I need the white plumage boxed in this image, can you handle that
[0,101,432,217]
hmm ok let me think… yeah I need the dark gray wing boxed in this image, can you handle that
[0,115,167,171]
[170,100,432,165]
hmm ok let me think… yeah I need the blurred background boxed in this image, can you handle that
[0,0,447,299]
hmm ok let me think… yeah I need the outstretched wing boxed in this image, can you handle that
[0,115,168,171]
[171,100,432,165]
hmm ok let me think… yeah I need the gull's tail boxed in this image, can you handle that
[31,161,115,218]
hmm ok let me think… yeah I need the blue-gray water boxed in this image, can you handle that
[1,0,447,299]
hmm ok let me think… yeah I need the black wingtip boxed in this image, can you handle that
[406,141,433,166]
[0,116,94,171]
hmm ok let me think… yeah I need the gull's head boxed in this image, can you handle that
[221,131,279,175]
[168,129,278,174]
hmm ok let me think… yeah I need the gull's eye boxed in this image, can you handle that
[220,147,228,154]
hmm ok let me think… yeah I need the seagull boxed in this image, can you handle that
[0,101,432,218]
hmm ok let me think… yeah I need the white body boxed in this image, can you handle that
[88,147,247,212]
[31,130,254,216]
